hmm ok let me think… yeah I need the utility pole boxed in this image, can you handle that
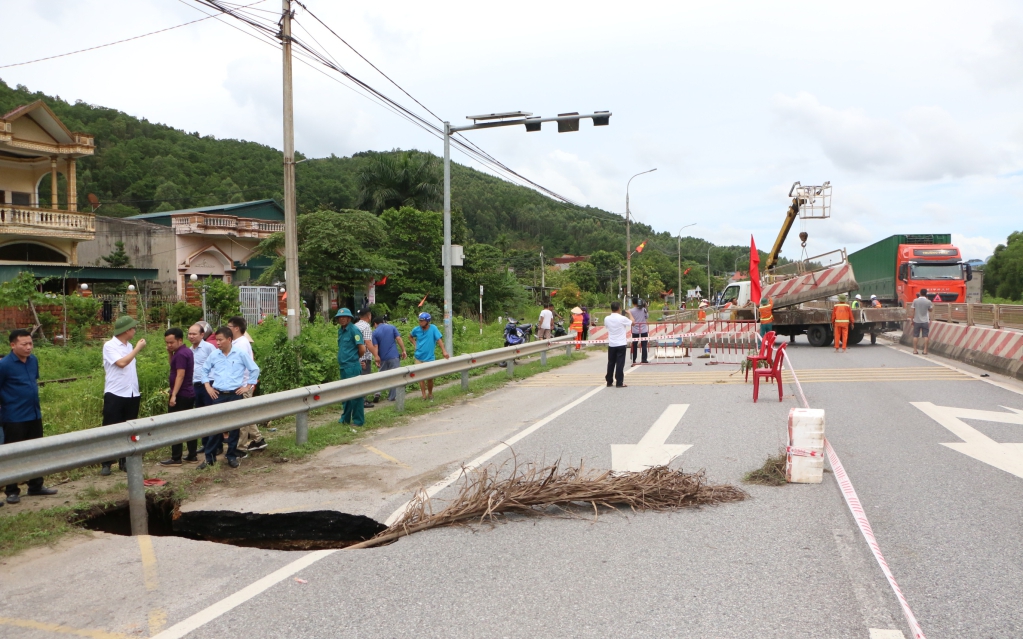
[625,168,656,301]
[676,223,696,310]
[540,246,545,302]
[707,246,712,304]
[281,0,300,339]
[442,121,453,355]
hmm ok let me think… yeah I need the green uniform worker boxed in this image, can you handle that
[335,307,367,426]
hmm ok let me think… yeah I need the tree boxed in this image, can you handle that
[453,243,527,317]
[588,250,623,293]
[984,231,1023,301]
[566,261,598,293]
[356,151,441,213]
[256,209,400,295]
[101,240,131,267]
[202,278,241,326]
[0,272,50,337]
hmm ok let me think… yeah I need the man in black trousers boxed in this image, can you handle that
[0,329,58,504]
[603,302,634,388]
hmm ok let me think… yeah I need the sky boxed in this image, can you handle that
[4,0,1022,261]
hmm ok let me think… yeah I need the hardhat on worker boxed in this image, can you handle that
[855,294,862,300]
[418,312,432,321]
[870,294,877,299]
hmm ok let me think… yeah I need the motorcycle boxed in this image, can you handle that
[552,320,568,338]
[503,318,528,347]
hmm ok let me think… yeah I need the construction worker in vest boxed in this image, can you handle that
[870,294,882,308]
[758,296,774,337]
[698,300,709,322]
[831,294,855,352]
[570,306,584,350]
[852,294,862,310]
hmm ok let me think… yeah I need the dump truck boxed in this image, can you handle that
[847,234,972,305]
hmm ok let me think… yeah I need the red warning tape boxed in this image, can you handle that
[825,438,926,638]
[781,346,926,639]
[785,446,822,458]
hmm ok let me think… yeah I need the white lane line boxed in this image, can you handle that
[885,344,1023,397]
[385,384,608,525]
[151,368,622,638]
[149,549,337,639]
[869,630,907,638]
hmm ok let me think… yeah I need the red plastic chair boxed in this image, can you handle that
[753,342,787,403]
[745,331,776,382]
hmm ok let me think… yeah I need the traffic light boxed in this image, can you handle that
[593,111,610,126]
[525,117,542,132]
[558,112,580,133]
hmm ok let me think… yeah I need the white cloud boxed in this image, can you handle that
[772,93,1003,180]
[952,233,997,260]
[970,19,1023,90]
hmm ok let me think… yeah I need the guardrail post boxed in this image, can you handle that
[507,359,515,377]
[395,382,406,413]
[966,304,974,326]
[541,351,547,366]
[295,410,309,446]
[125,454,148,536]
[565,344,572,357]
[461,370,469,391]
[993,304,1000,329]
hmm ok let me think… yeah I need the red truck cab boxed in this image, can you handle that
[896,245,971,303]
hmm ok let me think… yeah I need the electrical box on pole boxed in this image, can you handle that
[557,112,580,133]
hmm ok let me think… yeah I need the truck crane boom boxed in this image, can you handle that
[765,183,801,271]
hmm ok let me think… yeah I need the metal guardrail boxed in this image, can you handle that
[0,336,574,534]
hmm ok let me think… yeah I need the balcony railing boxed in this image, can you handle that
[170,214,283,236]
[0,205,95,238]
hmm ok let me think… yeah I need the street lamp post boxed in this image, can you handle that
[626,168,656,302]
[442,110,611,356]
[189,274,207,323]
[676,223,696,309]
[707,247,712,304]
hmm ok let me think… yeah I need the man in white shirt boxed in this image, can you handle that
[537,303,554,340]
[227,316,266,452]
[603,302,635,387]
[101,316,146,475]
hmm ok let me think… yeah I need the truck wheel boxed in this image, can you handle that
[807,325,830,347]
[849,329,865,345]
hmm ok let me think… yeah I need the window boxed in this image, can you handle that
[11,192,31,206]
[910,263,963,280]
[721,285,740,304]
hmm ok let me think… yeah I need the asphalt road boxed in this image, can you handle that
[2,339,1022,638]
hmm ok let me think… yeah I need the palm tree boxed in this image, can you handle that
[356,151,442,213]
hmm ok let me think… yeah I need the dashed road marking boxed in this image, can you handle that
[0,616,129,639]
[362,445,411,468]
[517,367,973,387]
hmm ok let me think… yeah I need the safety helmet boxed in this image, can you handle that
[870,294,877,299]
[418,312,432,321]
[855,294,862,300]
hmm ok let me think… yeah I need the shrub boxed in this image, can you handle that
[168,302,204,328]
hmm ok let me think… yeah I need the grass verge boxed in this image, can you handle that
[0,350,588,559]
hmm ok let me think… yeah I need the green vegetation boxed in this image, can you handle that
[0,80,759,308]
[983,231,1023,302]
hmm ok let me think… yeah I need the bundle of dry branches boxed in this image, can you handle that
[349,460,747,549]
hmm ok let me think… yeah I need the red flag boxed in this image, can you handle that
[683,267,691,275]
[375,275,388,286]
[749,235,762,309]
[417,294,428,307]
[635,241,647,254]
[551,290,558,297]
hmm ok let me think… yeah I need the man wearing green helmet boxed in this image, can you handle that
[335,308,367,427]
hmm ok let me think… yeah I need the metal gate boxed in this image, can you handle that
[239,286,280,326]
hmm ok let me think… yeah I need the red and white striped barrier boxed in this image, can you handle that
[925,321,1023,360]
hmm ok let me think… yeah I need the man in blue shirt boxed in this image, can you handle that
[0,330,57,504]
[409,312,449,400]
[199,327,260,469]
[371,315,407,402]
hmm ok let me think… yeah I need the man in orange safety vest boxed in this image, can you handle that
[831,294,855,352]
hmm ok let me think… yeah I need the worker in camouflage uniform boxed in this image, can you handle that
[335,308,367,426]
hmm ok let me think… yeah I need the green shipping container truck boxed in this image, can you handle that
[847,234,966,305]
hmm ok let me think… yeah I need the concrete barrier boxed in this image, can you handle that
[900,321,1023,381]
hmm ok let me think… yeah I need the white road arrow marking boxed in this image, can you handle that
[611,404,692,472]
[912,402,1023,479]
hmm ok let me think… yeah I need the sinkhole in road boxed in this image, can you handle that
[78,496,388,550]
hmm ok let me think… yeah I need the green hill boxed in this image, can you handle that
[0,79,759,297]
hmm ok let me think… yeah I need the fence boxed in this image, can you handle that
[239,286,281,326]
[0,336,575,536]
[930,303,1023,331]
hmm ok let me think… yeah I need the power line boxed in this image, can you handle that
[0,9,239,69]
